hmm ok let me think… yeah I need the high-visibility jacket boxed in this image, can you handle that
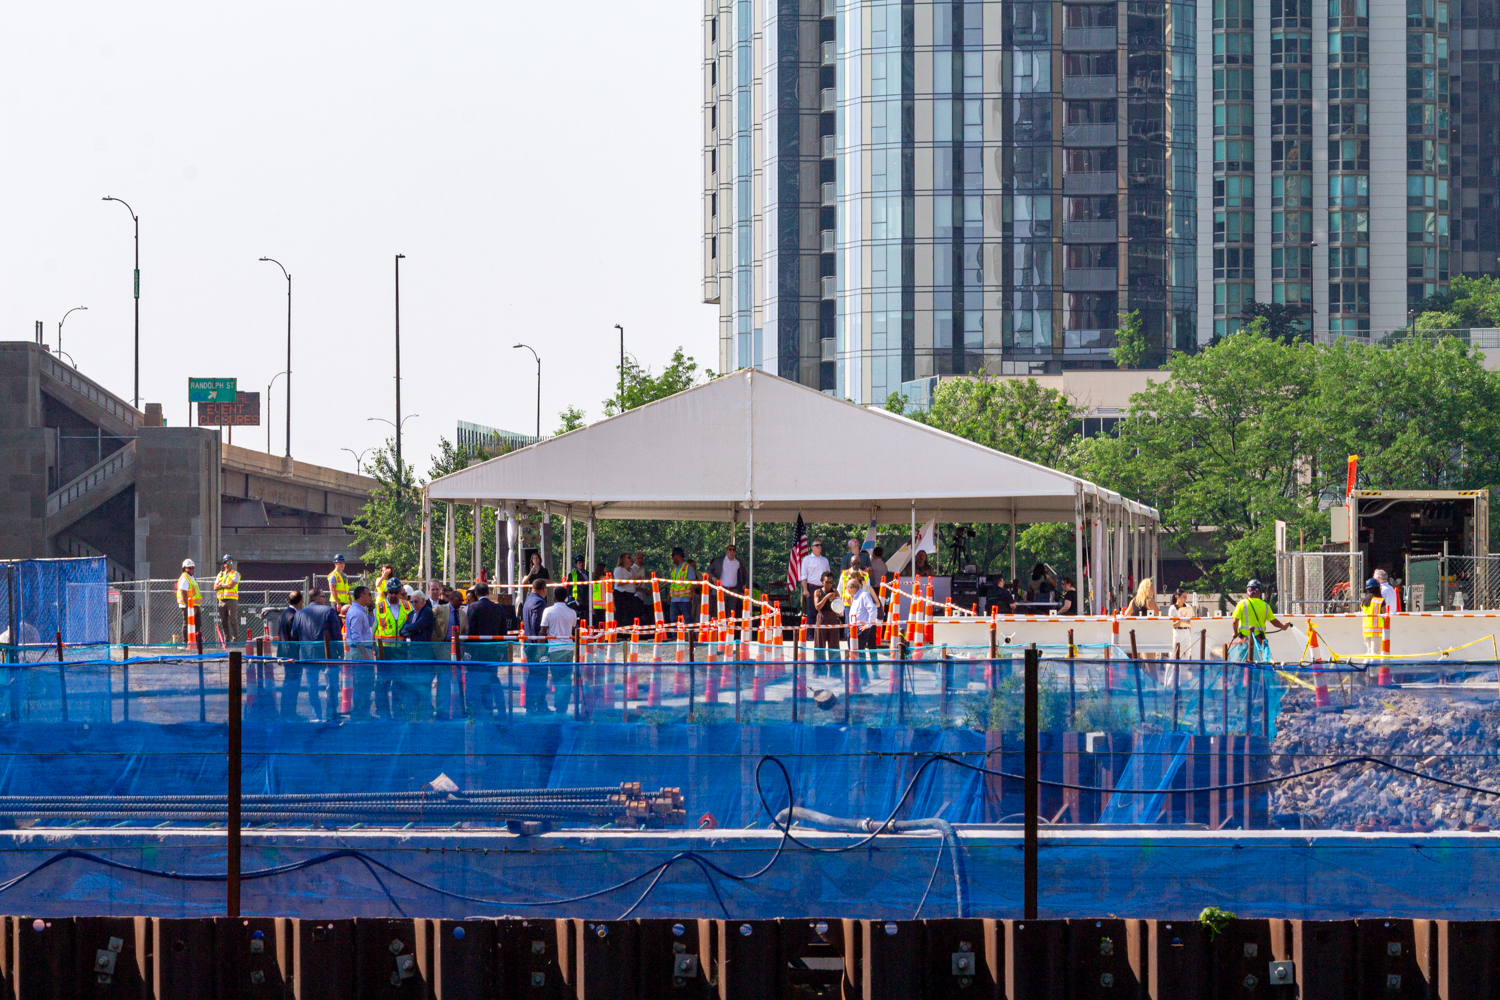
[214,569,240,602]
[327,569,352,606]
[567,570,587,604]
[592,580,606,610]
[175,572,201,609]
[374,598,411,638]
[670,563,694,600]
[838,569,862,604]
[1232,596,1273,637]
[1362,596,1386,638]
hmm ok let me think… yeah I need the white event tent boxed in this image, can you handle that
[424,369,1159,614]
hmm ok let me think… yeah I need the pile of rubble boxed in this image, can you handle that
[1270,687,1500,831]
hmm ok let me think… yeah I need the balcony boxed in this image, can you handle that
[821,276,837,300]
[1063,123,1117,146]
[821,88,836,112]
[1063,172,1116,195]
[822,134,836,159]
[1063,27,1117,50]
[821,229,835,253]
[822,40,834,66]
[1064,220,1118,242]
[822,0,835,16]
[1063,268,1119,291]
[1062,75,1117,99]
[821,181,836,206]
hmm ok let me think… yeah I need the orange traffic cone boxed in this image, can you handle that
[1309,622,1333,708]
[651,574,666,641]
[795,617,808,700]
[625,620,641,702]
[924,579,936,645]
[1377,607,1394,686]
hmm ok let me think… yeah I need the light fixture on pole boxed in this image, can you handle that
[614,324,624,411]
[101,196,140,407]
[57,306,87,367]
[369,415,420,477]
[258,259,292,458]
[513,343,541,442]
[340,447,374,475]
[266,371,288,454]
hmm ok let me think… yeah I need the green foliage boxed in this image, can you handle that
[1411,274,1500,330]
[1073,695,1138,733]
[1240,300,1311,344]
[350,436,492,583]
[556,406,586,435]
[348,442,422,579]
[884,391,909,414]
[604,347,709,416]
[958,674,1137,733]
[1111,309,1148,369]
[911,374,1082,470]
[1076,332,1323,592]
[1198,906,1236,939]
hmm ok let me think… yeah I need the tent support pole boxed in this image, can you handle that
[472,503,482,585]
[493,507,503,586]
[1009,506,1017,584]
[420,491,431,587]
[748,508,754,598]
[444,503,456,586]
[910,501,916,580]
[541,503,553,576]
[564,511,573,579]
[586,511,596,582]
[1074,493,1083,611]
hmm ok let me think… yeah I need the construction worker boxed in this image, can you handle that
[327,554,353,612]
[1231,579,1289,660]
[567,554,588,609]
[1361,578,1385,657]
[214,555,242,644]
[174,558,201,643]
[591,563,609,628]
[372,579,412,719]
[668,547,697,624]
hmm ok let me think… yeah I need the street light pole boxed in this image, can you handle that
[266,371,288,454]
[615,324,624,411]
[57,306,87,365]
[259,259,291,457]
[514,344,541,441]
[395,254,405,487]
[101,197,139,407]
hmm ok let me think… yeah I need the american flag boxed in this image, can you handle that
[786,514,809,588]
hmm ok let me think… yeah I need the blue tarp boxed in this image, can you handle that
[0,721,989,829]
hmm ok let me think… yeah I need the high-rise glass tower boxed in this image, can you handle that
[1195,0,1473,340]
[705,0,1197,404]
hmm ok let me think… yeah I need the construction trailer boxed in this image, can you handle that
[1281,490,1491,613]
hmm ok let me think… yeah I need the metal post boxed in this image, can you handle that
[1197,630,1207,735]
[1067,628,1077,728]
[1023,644,1039,921]
[228,649,242,917]
[1130,629,1144,724]
[394,254,405,485]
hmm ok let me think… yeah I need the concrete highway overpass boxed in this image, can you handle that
[0,342,375,580]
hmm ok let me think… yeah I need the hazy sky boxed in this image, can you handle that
[1,3,713,476]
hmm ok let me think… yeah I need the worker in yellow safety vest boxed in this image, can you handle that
[668,547,697,624]
[327,553,353,611]
[175,558,201,643]
[1231,579,1289,661]
[372,580,412,718]
[214,555,242,644]
[591,565,608,628]
[1361,578,1385,656]
[567,554,588,606]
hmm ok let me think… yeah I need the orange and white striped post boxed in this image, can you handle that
[698,581,711,627]
[1108,615,1121,691]
[986,606,999,687]
[773,603,786,680]
[924,579,936,646]
[650,574,666,641]
[751,604,768,702]
[846,618,862,694]
[603,573,617,643]
[1377,606,1394,686]
[186,605,198,648]
[647,624,665,707]
[719,613,736,690]
[1310,621,1332,708]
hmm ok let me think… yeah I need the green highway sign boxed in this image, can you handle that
[188,378,237,403]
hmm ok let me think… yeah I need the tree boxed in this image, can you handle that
[604,347,710,416]
[1111,309,1148,369]
[556,406,586,435]
[1240,301,1312,344]
[348,442,422,579]
[1411,274,1500,331]
[1077,333,1323,591]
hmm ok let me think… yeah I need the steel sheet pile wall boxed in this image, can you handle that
[0,913,1493,997]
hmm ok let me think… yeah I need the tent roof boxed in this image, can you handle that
[426,369,1157,525]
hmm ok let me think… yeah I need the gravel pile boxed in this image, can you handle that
[1270,688,1500,831]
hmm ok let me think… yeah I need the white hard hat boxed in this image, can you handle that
[182,558,196,569]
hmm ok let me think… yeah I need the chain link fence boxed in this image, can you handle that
[0,558,109,648]
[110,578,306,647]
[1278,551,1365,615]
[1405,554,1500,611]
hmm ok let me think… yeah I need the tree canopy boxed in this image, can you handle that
[1411,275,1500,331]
